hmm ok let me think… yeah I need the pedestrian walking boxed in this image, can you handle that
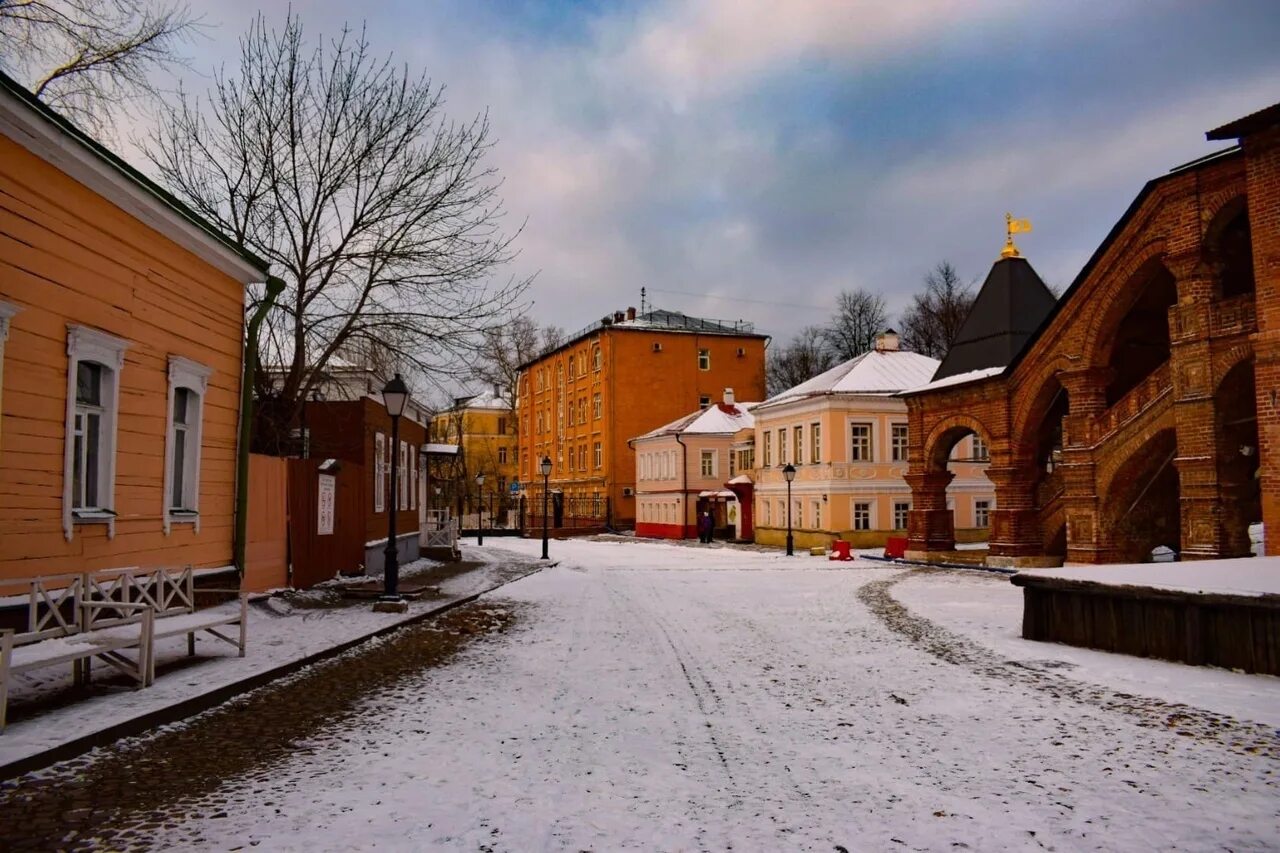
[698,510,714,544]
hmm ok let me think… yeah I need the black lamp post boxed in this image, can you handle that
[380,374,410,601]
[539,455,552,560]
[475,472,485,545]
[783,463,796,556]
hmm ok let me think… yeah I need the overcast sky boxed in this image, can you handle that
[170,0,1280,345]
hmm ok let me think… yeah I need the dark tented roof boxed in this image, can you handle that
[932,256,1058,381]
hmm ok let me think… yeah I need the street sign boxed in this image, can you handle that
[509,481,520,494]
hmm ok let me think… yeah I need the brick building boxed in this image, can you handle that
[515,308,768,528]
[428,389,518,522]
[900,102,1279,566]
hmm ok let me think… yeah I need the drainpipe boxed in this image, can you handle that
[675,432,689,538]
[234,275,286,577]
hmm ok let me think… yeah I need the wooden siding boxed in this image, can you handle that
[0,134,247,580]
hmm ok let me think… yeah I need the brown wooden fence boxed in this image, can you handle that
[287,458,366,588]
[243,454,289,592]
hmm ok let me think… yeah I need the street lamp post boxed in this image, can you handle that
[539,455,552,560]
[379,374,410,605]
[782,463,796,556]
[475,472,485,546]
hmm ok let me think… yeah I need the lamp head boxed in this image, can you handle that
[539,456,553,477]
[782,463,796,482]
[381,373,410,418]
[475,472,485,486]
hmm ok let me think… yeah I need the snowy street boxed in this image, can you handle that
[5,539,1279,851]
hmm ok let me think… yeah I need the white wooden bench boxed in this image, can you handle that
[0,573,154,732]
[86,567,247,686]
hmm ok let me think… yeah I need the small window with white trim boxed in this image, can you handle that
[853,501,872,531]
[64,325,128,540]
[164,356,212,532]
[374,432,386,512]
[700,449,716,477]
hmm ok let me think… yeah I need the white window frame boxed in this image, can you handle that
[594,441,602,469]
[972,435,990,461]
[410,446,418,511]
[849,422,873,462]
[975,499,991,528]
[163,356,213,534]
[63,325,128,541]
[762,431,771,467]
[374,432,386,513]
[893,500,911,531]
[399,440,409,510]
[700,449,716,478]
[593,393,602,420]
[697,348,710,370]
[811,500,821,530]
[810,422,821,464]
[793,425,803,465]
[891,423,909,462]
[0,301,20,458]
[853,500,873,531]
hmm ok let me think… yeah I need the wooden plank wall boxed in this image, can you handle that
[243,454,288,593]
[0,135,246,580]
[287,458,365,588]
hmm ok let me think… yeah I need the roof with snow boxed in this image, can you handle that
[757,348,939,410]
[634,401,759,441]
[900,366,1004,396]
[448,389,512,411]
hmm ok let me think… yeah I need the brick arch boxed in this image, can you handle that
[922,415,994,473]
[1009,356,1075,459]
[1212,344,1254,395]
[1200,191,1247,244]
[1078,244,1171,370]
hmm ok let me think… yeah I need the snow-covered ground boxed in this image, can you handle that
[0,549,536,771]
[139,538,1278,851]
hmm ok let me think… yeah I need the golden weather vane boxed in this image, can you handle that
[1001,212,1033,259]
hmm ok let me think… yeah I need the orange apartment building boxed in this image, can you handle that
[515,308,768,527]
[0,71,267,582]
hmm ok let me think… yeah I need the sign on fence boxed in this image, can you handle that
[317,474,336,536]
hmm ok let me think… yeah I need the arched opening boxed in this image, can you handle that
[1104,264,1177,406]
[1216,359,1260,555]
[1104,428,1180,562]
[1023,376,1070,555]
[929,424,994,547]
[1205,200,1255,300]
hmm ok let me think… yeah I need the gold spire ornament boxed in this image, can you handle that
[1001,213,1033,258]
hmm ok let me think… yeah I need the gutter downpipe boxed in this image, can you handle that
[674,432,689,538]
[234,275,286,578]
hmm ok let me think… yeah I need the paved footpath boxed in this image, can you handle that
[2,539,1277,851]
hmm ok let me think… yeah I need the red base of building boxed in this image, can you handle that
[635,522,697,539]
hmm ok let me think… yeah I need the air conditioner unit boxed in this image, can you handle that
[622,487,635,497]
[651,342,663,352]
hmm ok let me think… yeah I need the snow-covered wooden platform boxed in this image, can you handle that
[1012,556,1280,674]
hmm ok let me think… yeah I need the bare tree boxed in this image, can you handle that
[145,12,528,453]
[823,289,888,361]
[0,0,200,131]
[766,325,837,397]
[899,261,976,359]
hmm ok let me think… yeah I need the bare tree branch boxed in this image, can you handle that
[899,261,976,359]
[144,12,529,453]
[0,0,202,132]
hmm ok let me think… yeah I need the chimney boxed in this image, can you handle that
[614,310,625,323]
[626,306,637,321]
[875,329,900,352]
[723,387,735,405]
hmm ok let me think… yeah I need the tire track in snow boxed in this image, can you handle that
[859,569,1280,761]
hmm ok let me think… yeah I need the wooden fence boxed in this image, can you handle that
[287,459,366,588]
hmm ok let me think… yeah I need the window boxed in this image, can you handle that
[700,449,716,477]
[410,446,418,510]
[64,325,127,540]
[579,445,586,470]
[850,423,872,461]
[793,426,802,465]
[498,447,508,464]
[578,398,586,424]
[762,501,770,525]
[593,346,602,370]
[699,395,711,409]
[399,440,409,509]
[778,429,787,464]
[374,432,386,512]
[893,501,910,531]
[697,348,710,370]
[593,393,602,420]
[728,449,736,478]
[891,424,908,462]
[567,356,575,377]
[853,501,872,531]
[810,423,821,463]
[972,435,989,461]
[498,417,507,434]
[594,441,602,469]
[975,499,991,528]
[811,501,821,530]
[763,432,772,467]
[163,356,212,532]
